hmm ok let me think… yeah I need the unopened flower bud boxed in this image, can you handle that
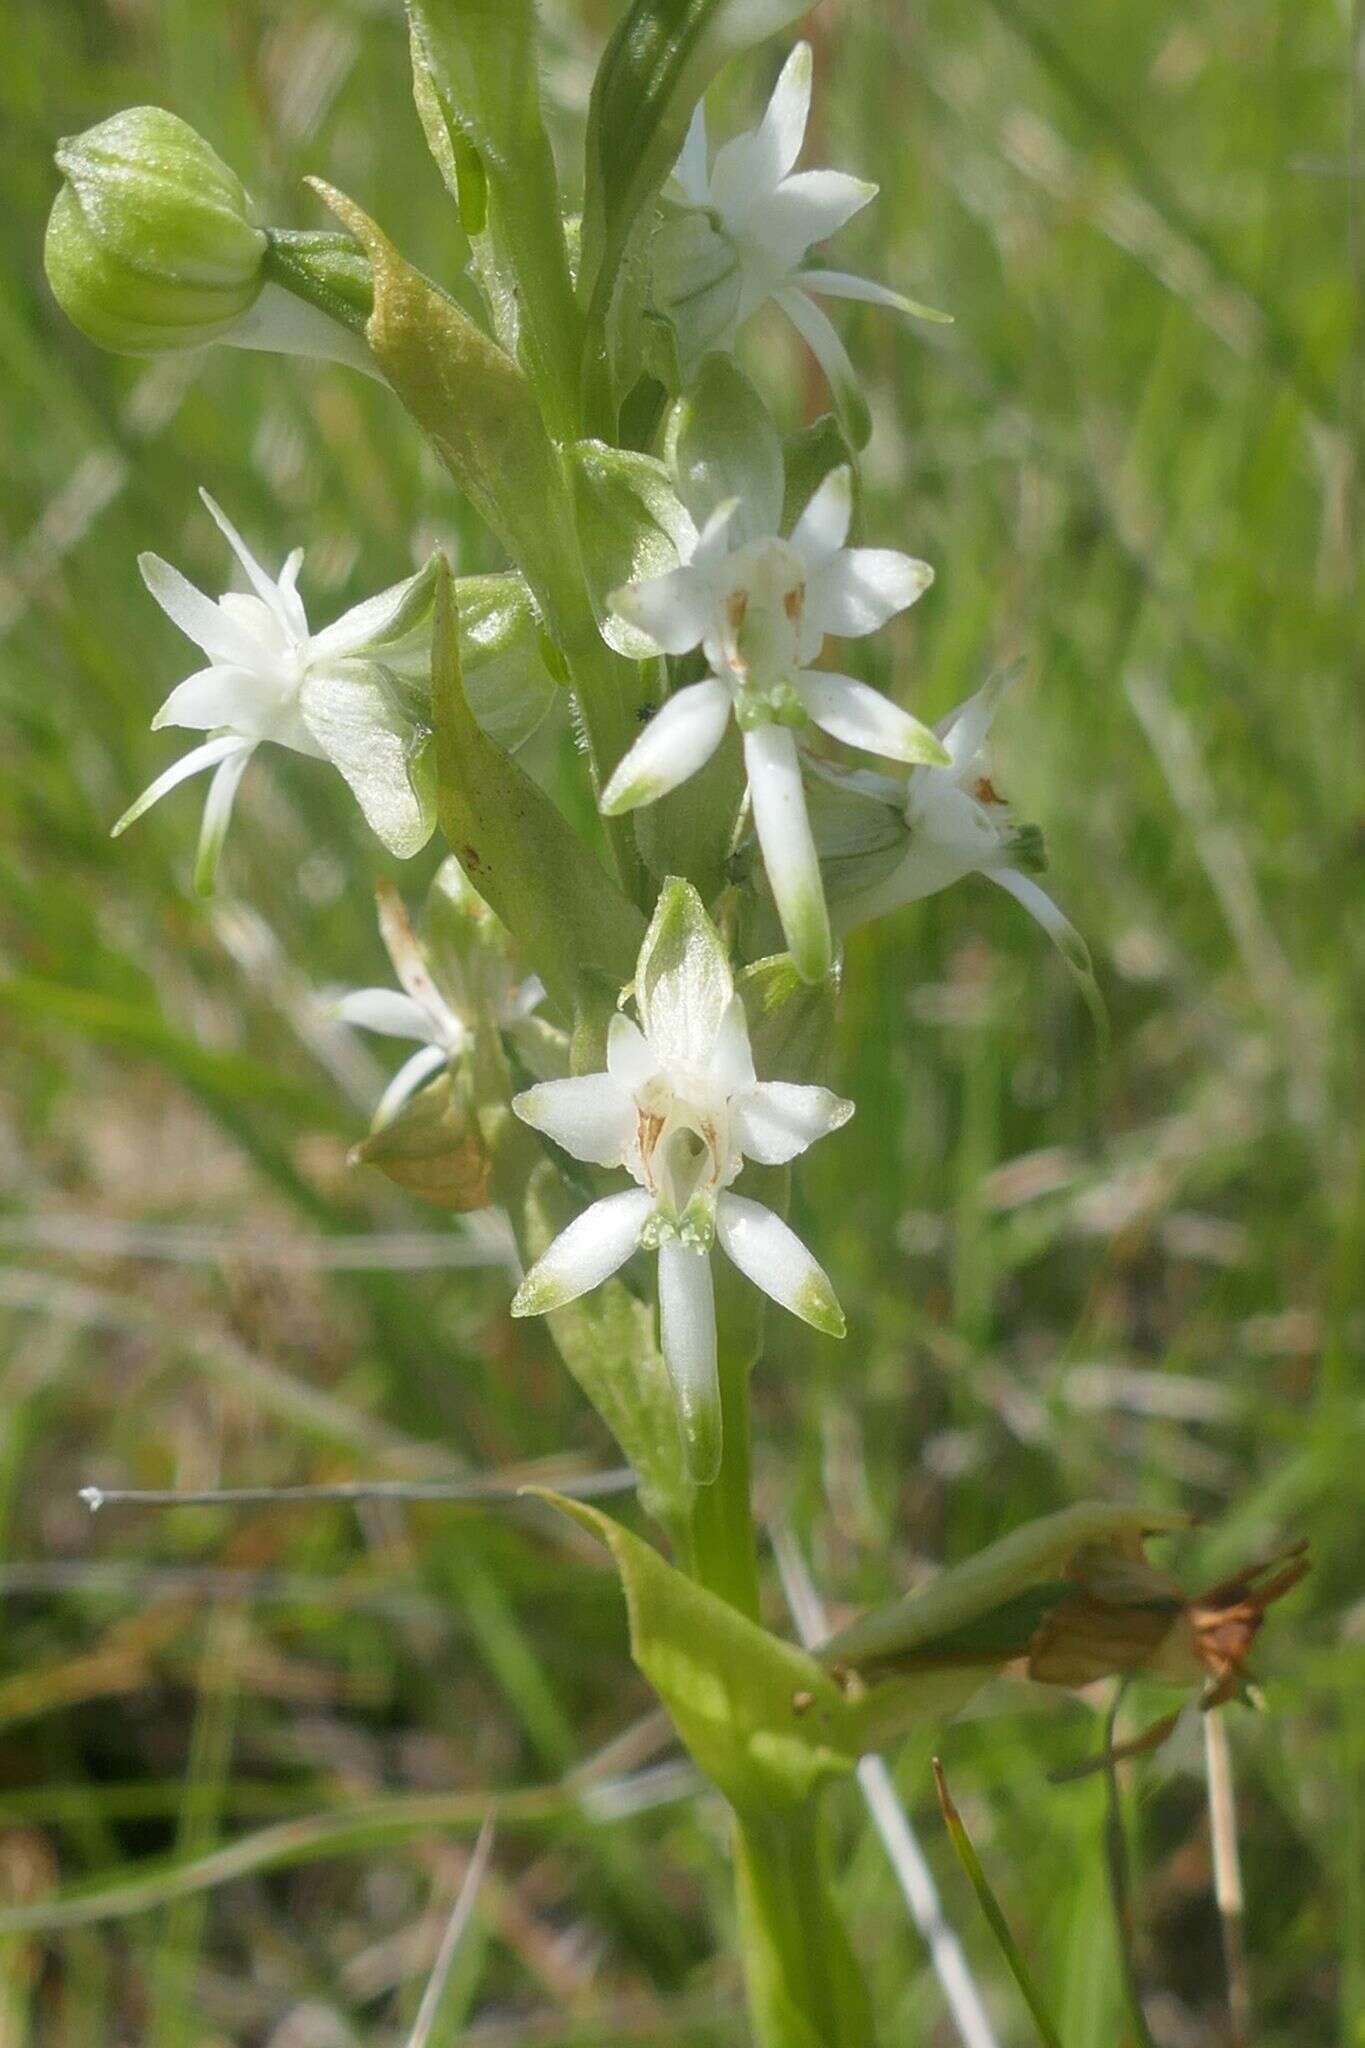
[45,107,266,354]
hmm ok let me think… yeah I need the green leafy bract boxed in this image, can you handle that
[665,354,784,541]
[566,442,694,658]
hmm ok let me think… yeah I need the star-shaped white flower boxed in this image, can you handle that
[601,465,946,981]
[817,673,1105,1030]
[509,881,851,1480]
[656,42,947,430]
[338,866,547,1129]
[115,491,436,890]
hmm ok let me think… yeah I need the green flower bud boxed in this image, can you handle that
[45,106,266,354]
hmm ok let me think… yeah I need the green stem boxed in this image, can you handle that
[732,1805,878,2048]
[682,1336,875,2048]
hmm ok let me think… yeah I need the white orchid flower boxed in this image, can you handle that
[509,882,850,1481]
[338,866,548,1129]
[656,42,948,431]
[601,464,946,982]
[818,673,1106,1032]
[114,490,438,890]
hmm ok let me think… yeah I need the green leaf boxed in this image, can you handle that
[448,573,561,753]
[566,442,694,658]
[635,876,734,1069]
[933,1759,1065,2048]
[352,1068,492,1211]
[737,953,838,1088]
[429,554,644,1018]
[406,0,582,432]
[311,183,583,647]
[780,413,858,536]
[580,0,812,409]
[822,1502,1192,1677]
[534,1493,857,1808]
[522,1167,692,1537]
[665,354,784,540]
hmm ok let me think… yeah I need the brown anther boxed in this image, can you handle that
[972,775,1007,807]
[782,582,804,622]
[791,1690,814,1715]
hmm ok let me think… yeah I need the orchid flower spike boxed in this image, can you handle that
[602,464,946,982]
[656,42,949,435]
[814,670,1107,1034]
[338,863,548,1129]
[115,491,439,891]
[510,881,851,1481]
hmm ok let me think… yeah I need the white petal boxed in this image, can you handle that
[800,269,952,323]
[200,491,309,643]
[511,1188,653,1316]
[795,671,948,766]
[745,169,876,268]
[774,287,869,445]
[711,993,756,1094]
[989,870,1108,1045]
[309,570,424,663]
[733,1082,853,1165]
[942,670,1012,772]
[609,563,710,656]
[656,1240,721,1483]
[193,742,254,895]
[111,734,252,837]
[599,679,730,815]
[756,41,813,187]
[336,989,435,1041]
[691,496,741,568]
[513,1073,635,1167]
[715,1193,844,1336]
[674,102,710,206]
[139,554,265,668]
[743,724,831,982]
[806,548,933,640]
[152,663,289,738]
[374,1043,449,1128]
[790,465,852,567]
[606,1012,659,1091]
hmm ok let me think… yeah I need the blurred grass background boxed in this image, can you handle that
[0,0,1361,2042]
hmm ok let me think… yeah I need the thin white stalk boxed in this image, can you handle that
[1203,1709,1251,2046]
[770,1525,1001,2048]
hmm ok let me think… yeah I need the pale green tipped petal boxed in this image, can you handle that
[151,663,283,737]
[775,285,871,448]
[193,740,253,894]
[139,553,263,666]
[609,563,710,656]
[600,678,730,815]
[111,732,250,838]
[789,464,852,568]
[806,548,934,642]
[795,671,949,767]
[715,1193,845,1337]
[990,869,1109,1048]
[512,1073,635,1168]
[511,1189,653,1317]
[657,1239,721,1484]
[733,1081,853,1166]
[743,724,831,983]
[799,268,952,324]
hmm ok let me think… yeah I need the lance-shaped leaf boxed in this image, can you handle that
[430,554,644,1017]
[352,1068,492,1210]
[523,1166,692,1538]
[312,183,583,645]
[580,0,812,410]
[567,442,695,658]
[406,0,582,431]
[536,1493,858,1809]
[822,1502,1192,1678]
